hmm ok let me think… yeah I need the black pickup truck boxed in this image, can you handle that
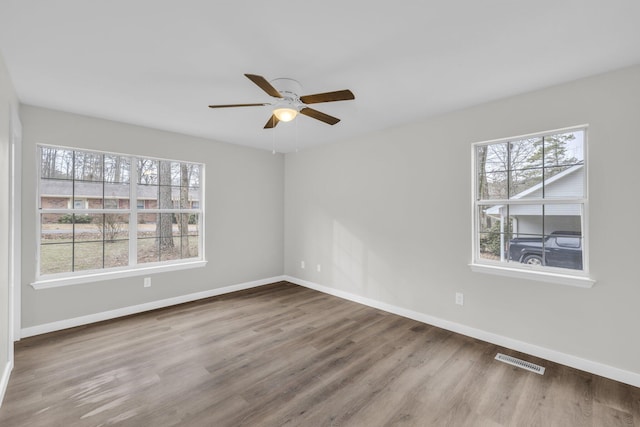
[508,231,582,270]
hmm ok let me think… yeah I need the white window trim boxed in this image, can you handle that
[35,144,206,288]
[31,260,208,289]
[469,125,595,288]
[469,263,595,288]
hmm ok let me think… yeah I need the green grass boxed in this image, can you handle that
[40,236,199,275]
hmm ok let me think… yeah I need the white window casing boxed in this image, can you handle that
[470,125,595,287]
[33,144,206,288]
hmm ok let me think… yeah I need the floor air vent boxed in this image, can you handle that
[495,353,545,375]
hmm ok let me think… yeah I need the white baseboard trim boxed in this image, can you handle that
[21,275,287,338]
[284,275,640,389]
[0,360,13,408]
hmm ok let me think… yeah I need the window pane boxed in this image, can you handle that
[181,213,199,233]
[70,214,101,243]
[74,151,103,181]
[104,155,130,184]
[105,240,129,268]
[40,213,92,273]
[506,206,544,266]
[175,186,188,209]
[478,206,512,262]
[74,241,104,271]
[506,234,544,265]
[137,213,172,264]
[41,213,73,244]
[170,161,182,186]
[95,214,130,241]
[543,131,584,168]
[478,205,510,234]
[187,164,201,188]
[543,166,584,199]
[137,160,159,207]
[187,236,199,258]
[543,204,582,235]
[74,181,102,208]
[510,167,543,198]
[478,234,499,262]
[158,160,172,186]
[479,232,513,262]
[509,137,543,171]
[478,143,508,173]
[478,171,507,200]
[40,181,73,209]
[508,204,543,236]
[137,159,158,184]
[137,185,159,208]
[160,238,181,261]
[542,232,583,270]
[158,185,176,209]
[138,238,160,264]
[41,148,74,180]
[505,205,583,270]
[137,213,159,264]
[177,213,198,259]
[40,243,73,275]
[105,182,130,207]
[187,187,201,208]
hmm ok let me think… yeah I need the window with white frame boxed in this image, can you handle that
[472,126,588,277]
[38,145,204,279]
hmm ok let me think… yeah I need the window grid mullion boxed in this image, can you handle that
[72,150,76,272]
[542,135,546,199]
[102,155,106,269]
[507,140,511,200]
[130,156,138,268]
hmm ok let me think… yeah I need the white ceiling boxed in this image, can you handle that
[1,1,639,153]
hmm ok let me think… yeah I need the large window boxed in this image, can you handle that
[37,145,204,282]
[472,126,591,284]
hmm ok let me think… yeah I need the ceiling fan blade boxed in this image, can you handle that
[300,89,355,104]
[245,74,283,98]
[208,103,268,108]
[264,114,280,129]
[299,107,340,125]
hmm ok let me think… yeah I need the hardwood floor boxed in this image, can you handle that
[1,281,638,426]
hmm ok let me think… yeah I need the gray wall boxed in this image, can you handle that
[284,65,640,374]
[0,52,19,386]
[21,106,284,328]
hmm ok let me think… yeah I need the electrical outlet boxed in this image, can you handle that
[144,277,151,288]
[455,292,464,306]
[301,261,305,269]
[317,264,321,272]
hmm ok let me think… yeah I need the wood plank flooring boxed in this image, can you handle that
[1,281,638,426]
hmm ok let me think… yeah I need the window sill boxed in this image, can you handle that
[31,260,208,290]
[469,263,595,288]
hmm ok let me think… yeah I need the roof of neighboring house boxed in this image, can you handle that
[485,164,583,216]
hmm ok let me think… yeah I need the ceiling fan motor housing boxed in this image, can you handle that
[271,78,304,110]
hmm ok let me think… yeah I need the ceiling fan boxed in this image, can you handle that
[208,74,355,129]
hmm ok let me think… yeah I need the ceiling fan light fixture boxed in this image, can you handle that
[273,107,298,122]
